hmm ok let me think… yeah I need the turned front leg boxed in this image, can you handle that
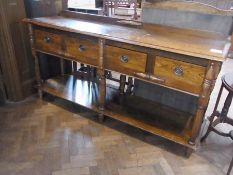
[28,24,42,99]
[98,39,106,122]
[189,61,221,145]
[98,73,106,122]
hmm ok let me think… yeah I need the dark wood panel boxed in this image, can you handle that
[0,0,34,101]
[133,80,198,115]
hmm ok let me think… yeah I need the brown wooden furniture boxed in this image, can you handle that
[0,0,35,101]
[201,73,233,175]
[201,73,233,141]
[103,0,138,19]
[24,10,230,156]
[227,144,233,175]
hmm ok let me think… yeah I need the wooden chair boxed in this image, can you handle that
[201,73,233,141]
[228,155,233,175]
[201,73,233,175]
[103,0,138,19]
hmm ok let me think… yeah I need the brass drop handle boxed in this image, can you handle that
[173,66,183,76]
[43,36,51,43]
[79,45,85,52]
[120,55,129,63]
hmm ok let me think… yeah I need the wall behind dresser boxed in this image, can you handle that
[0,0,35,102]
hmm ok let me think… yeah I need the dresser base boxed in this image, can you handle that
[41,74,196,154]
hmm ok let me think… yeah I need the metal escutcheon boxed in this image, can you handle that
[173,66,183,76]
[120,55,129,63]
[79,45,85,52]
[43,36,51,43]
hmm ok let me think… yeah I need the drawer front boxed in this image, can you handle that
[34,30,62,54]
[105,46,147,74]
[65,36,99,66]
[154,56,206,94]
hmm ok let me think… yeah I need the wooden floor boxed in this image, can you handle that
[0,59,233,175]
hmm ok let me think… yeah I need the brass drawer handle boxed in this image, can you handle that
[173,66,183,76]
[120,55,129,63]
[43,36,51,43]
[79,45,85,52]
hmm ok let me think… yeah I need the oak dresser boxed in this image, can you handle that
[24,10,231,156]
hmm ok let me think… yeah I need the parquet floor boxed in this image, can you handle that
[0,59,233,175]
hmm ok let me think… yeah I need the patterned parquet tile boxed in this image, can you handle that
[0,59,233,175]
[0,97,231,175]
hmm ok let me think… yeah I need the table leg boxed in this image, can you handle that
[227,157,233,175]
[119,75,126,94]
[189,61,221,145]
[28,24,42,99]
[98,39,106,122]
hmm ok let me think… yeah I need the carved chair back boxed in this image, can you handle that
[103,0,138,18]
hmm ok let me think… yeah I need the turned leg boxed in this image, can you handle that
[98,113,105,122]
[126,77,133,95]
[201,84,224,142]
[200,113,216,142]
[28,24,42,99]
[227,157,233,175]
[35,54,43,99]
[98,74,106,122]
[212,116,221,127]
[201,86,233,142]
[119,75,126,94]
[185,147,194,158]
[220,93,233,122]
[189,62,221,145]
[98,39,106,122]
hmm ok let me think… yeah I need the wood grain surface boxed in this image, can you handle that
[24,15,230,61]
[105,45,147,74]
[153,56,206,94]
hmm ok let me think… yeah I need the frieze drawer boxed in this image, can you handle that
[65,36,99,66]
[34,30,62,55]
[105,46,147,74]
[153,56,206,94]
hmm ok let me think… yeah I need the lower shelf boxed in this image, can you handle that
[42,75,195,149]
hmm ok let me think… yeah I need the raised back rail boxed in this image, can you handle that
[142,0,233,35]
